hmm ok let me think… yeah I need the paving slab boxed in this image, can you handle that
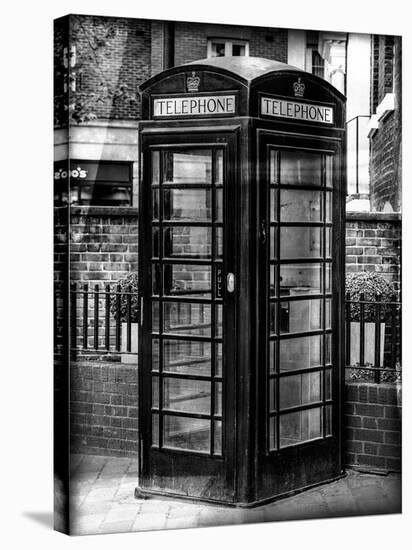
[69,454,401,536]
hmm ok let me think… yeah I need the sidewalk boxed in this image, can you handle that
[69,454,401,536]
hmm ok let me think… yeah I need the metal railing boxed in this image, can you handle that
[67,282,140,360]
[55,284,402,381]
[345,293,402,383]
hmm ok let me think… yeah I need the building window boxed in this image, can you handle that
[311,50,325,78]
[207,39,249,58]
[54,160,133,206]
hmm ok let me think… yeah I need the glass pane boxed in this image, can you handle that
[215,305,223,337]
[270,150,279,184]
[270,188,277,221]
[269,340,276,372]
[164,302,211,336]
[325,368,332,400]
[215,382,222,416]
[152,338,159,371]
[280,190,322,222]
[215,150,223,184]
[164,226,212,259]
[163,378,211,414]
[279,371,322,410]
[325,191,332,222]
[280,263,322,295]
[270,264,277,296]
[216,227,223,258]
[270,226,277,259]
[325,404,332,436]
[163,264,211,298]
[216,343,222,377]
[280,150,322,186]
[163,150,212,185]
[152,189,159,219]
[325,333,332,364]
[214,420,222,455]
[152,412,159,446]
[280,299,322,334]
[215,188,223,222]
[325,227,332,258]
[325,263,331,293]
[163,415,210,452]
[152,301,160,333]
[280,407,322,448]
[269,302,277,335]
[325,299,331,329]
[212,42,225,57]
[152,263,161,295]
[151,151,160,185]
[280,227,322,259]
[269,378,276,411]
[232,44,245,56]
[326,155,333,188]
[163,339,211,376]
[152,227,159,258]
[163,189,212,221]
[279,335,323,372]
[269,416,277,451]
[152,375,159,408]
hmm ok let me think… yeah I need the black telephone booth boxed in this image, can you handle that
[137,56,346,506]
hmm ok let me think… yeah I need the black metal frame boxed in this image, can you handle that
[139,127,239,502]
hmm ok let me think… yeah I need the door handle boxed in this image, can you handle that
[227,272,235,293]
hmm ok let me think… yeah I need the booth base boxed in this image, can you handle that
[134,472,346,508]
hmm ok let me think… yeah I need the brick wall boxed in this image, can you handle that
[345,212,401,294]
[70,207,138,284]
[344,382,401,472]
[54,15,152,126]
[173,21,288,66]
[70,361,138,456]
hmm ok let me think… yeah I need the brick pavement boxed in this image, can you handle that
[69,454,401,536]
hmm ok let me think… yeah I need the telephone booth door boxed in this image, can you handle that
[255,132,345,500]
[139,130,238,502]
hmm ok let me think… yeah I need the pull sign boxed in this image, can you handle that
[227,273,235,293]
[215,265,223,298]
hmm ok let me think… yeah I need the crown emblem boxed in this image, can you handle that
[186,71,200,92]
[293,77,305,98]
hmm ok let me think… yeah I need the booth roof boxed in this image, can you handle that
[185,56,303,82]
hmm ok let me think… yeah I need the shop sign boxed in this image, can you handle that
[261,97,334,124]
[153,95,236,117]
[54,161,130,183]
[54,166,88,180]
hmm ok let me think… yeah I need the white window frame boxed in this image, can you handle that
[207,38,250,58]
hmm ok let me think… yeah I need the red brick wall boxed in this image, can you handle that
[70,361,138,457]
[345,212,401,294]
[173,21,288,66]
[344,382,401,472]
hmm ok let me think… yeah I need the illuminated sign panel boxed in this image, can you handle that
[261,97,334,124]
[153,95,236,117]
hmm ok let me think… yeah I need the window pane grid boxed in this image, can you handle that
[267,148,334,453]
[150,147,224,457]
